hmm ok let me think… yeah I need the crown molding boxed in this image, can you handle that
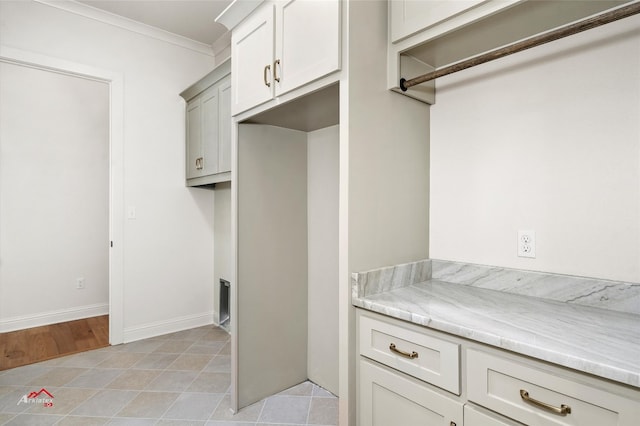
[35,0,215,56]
[215,0,263,30]
[212,31,231,60]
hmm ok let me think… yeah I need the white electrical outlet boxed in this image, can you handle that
[518,230,536,258]
[76,277,85,289]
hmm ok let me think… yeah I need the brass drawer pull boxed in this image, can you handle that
[274,59,281,82]
[389,343,418,359]
[520,389,571,415]
[264,64,271,87]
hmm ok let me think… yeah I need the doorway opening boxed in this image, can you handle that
[0,47,124,350]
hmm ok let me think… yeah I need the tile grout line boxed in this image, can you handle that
[52,331,199,423]
[115,330,227,422]
[305,384,314,425]
[255,390,268,424]
[1,327,336,425]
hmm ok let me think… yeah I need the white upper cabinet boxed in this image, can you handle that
[218,78,232,173]
[231,4,275,115]
[200,86,220,177]
[180,59,232,186]
[229,0,340,115]
[185,99,203,180]
[388,0,629,104]
[275,0,340,96]
[389,0,484,43]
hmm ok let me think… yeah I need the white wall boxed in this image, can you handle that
[307,125,339,395]
[0,1,218,339]
[343,1,431,423]
[347,4,430,276]
[0,61,109,331]
[430,14,640,283]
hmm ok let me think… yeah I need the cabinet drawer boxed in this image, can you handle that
[464,404,523,426]
[359,358,463,426]
[358,312,460,394]
[467,349,640,426]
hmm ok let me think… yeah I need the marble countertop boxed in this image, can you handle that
[352,260,640,389]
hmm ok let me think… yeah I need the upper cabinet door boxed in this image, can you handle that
[218,77,232,173]
[201,86,220,176]
[185,99,202,179]
[390,0,484,43]
[231,4,275,115]
[274,0,341,97]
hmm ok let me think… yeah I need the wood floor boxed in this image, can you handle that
[0,315,109,371]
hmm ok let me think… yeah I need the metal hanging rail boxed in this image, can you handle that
[399,2,640,92]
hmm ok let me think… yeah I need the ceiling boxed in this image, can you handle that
[77,0,234,45]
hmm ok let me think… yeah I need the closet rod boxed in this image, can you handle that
[399,1,640,91]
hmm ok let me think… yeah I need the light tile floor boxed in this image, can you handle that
[0,325,338,425]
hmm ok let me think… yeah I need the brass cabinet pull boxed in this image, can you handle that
[264,64,271,87]
[450,422,456,426]
[274,59,281,82]
[520,389,571,415]
[389,343,418,359]
[196,157,204,170]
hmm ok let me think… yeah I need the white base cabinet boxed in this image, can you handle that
[467,349,640,426]
[357,309,640,426]
[463,405,522,426]
[359,358,463,426]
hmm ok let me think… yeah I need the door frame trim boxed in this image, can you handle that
[0,45,125,344]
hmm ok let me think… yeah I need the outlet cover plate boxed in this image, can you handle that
[518,230,536,258]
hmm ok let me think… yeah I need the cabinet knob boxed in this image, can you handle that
[264,64,271,87]
[274,59,281,83]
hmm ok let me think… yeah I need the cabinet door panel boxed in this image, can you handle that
[237,124,308,408]
[275,0,340,96]
[359,358,462,426]
[390,0,484,43]
[201,86,219,175]
[185,99,202,179]
[231,4,275,115]
[218,77,232,173]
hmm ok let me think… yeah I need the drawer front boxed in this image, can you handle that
[359,358,463,426]
[464,404,523,426]
[467,349,640,426]
[358,312,460,394]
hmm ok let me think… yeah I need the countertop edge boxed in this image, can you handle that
[352,295,640,389]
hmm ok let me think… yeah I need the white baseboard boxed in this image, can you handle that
[123,312,214,343]
[0,303,109,333]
